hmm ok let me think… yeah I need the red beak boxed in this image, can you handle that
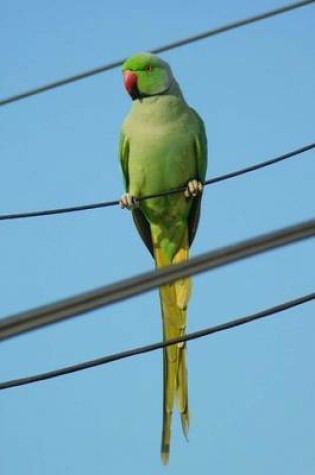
[123,70,138,95]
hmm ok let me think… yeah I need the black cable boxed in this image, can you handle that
[0,199,119,221]
[0,142,314,222]
[0,291,313,391]
[1,0,314,107]
[0,218,314,342]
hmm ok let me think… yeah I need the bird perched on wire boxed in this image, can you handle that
[119,52,207,463]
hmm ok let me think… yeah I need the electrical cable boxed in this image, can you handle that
[0,291,313,390]
[0,141,313,221]
[0,218,314,341]
[1,0,314,107]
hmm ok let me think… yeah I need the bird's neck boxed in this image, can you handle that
[130,80,188,121]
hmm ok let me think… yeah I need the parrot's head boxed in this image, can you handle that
[122,52,173,100]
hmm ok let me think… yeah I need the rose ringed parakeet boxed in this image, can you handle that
[119,52,207,463]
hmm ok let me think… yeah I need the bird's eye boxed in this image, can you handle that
[144,64,152,72]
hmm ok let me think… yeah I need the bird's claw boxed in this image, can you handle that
[184,179,203,198]
[119,193,139,210]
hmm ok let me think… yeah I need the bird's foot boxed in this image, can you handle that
[119,193,139,210]
[184,179,203,198]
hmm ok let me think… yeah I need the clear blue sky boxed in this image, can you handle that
[1,1,314,473]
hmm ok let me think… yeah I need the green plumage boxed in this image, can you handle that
[119,52,207,463]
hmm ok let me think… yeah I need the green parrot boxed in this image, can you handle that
[119,52,207,463]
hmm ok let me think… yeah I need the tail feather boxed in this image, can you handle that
[177,345,189,439]
[173,239,191,440]
[155,230,191,464]
[159,287,178,464]
[161,409,171,465]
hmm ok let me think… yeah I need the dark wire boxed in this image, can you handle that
[0,142,314,221]
[0,291,314,390]
[0,218,314,342]
[1,0,314,107]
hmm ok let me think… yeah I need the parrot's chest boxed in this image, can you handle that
[125,118,196,196]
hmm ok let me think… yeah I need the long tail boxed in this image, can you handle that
[154,231,191,464]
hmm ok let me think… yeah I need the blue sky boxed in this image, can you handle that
[1,0,314,473]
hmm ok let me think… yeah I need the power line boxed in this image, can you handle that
[1,0,314,107]
[0,218,314,342]
[0,291,313,391]
[0,142,314,222]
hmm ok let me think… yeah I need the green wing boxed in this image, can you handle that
[187,110,208,247]
[119,129,154,257]
[119,131,130,192]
